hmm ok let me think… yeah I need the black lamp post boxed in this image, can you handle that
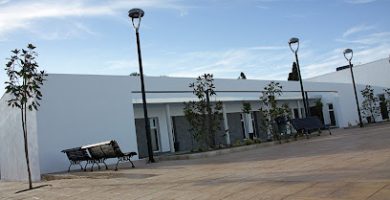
[344,48,363,128]
[289,37,308,118]
[128,8,155,162]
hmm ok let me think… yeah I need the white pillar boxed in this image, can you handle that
[165,104,175,153]
[244,113,253,138]
[222,103,231,145]
[297,100,303,118]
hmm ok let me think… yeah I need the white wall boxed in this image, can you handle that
[307,58,390,88]
[36,74,139,175]
[0,94,41,182]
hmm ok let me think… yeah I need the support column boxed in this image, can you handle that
[222,103,231,146]
[165,104,175,153]
[297,100,303,118]
[244,113,253,139]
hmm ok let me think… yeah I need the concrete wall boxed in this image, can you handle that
[36,74,139,175]
[307,58,390,88]
[0,94,41,181]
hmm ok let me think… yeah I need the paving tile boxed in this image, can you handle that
[1,123,390,200]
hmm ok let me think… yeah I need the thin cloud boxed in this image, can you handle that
[0,0,9,5]
[256,5,270,9]
[0,0,187,40]
[28,21,100,40]
[337,32,390,45]
[304,30,390,78]
[163,29,390,81]
[345,0,376,4]
[165,46,292,80]
[249,46,286,50]
[343,24,375,38]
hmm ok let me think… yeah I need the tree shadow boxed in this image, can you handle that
[15,184,51,194]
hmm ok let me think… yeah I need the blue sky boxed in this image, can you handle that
[1,0,390,95]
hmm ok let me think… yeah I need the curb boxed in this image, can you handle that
[157,141,278,161]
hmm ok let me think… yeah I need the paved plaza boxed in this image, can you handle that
[1,123,390,200]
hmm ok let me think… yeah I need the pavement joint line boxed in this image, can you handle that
[280,182,319,200]
[365,182,390,200]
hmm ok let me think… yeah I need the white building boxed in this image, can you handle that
[307,58,390,88]
[0,71,388,182]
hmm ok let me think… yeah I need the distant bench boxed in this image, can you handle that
[291,116,331,139]
[61,140,137,172]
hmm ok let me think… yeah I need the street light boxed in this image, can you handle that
[344,48,363,128]
[289,37,308,118]
[128,8,155,162]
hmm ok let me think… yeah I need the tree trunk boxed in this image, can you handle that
[206,91,215,148]
[21,102,32,189]
[369,100,376,123]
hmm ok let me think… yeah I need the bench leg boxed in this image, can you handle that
[129,160,135,168]
[68,164,72,173]
[115,156,136,171]
[84,162,89,172]
[90,163,95,172]
[103,161,108,170]
[115,160,120,171]
[79,163,83,171]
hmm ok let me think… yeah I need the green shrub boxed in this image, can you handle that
[253,138,261,144]
[244,139,254,145]
[233,140,242,147]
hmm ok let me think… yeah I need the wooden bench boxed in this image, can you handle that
[291,116,331,139]
[81,140,137,171]
[62,140,137,172]
[61,147,92,172]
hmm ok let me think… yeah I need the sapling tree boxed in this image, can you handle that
[242,102,252,114]
[4,44,46,189]
[259,81,290,143]
[385,88,390,114]
[360,85,380,123]
[183,74,223,149]
[241,102,254,139]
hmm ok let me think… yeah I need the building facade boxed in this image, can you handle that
[0,73,387,181]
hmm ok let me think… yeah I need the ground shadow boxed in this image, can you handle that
[15,184,51,194]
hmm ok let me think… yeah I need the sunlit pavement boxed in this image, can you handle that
[1,122,390,200]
